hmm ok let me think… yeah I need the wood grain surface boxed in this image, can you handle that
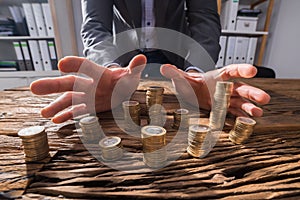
[0,78,300,200]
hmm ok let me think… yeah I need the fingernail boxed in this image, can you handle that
[251,108,263,117]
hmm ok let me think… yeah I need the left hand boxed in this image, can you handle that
[160,64,271,117]
[30,55,146,123]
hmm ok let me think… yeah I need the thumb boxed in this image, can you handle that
[160,64,185,80]
[127,54,147,75]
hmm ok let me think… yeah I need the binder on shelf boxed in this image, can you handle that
[20,41,34,71]
[12,41,26,71]
[8,6,28,36]
[31,3,47,36]
[0,61,18,71]
[28,40,44,71]
[38,40,52,71]
[22,3,38,36]
[9,6,22,24]
[47,40,58,70]
[216,36,227,68]
[246,37,258,65]
[233,37,249,64]
[224,36,236,66]
[221,0,239,30]
[41,3,54,37]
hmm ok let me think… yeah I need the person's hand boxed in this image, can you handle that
[160,64,270,117]
[30,54,147,123]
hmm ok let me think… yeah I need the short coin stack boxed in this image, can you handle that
[18,126,50,162]
[173,108,189,129]
[99,136,123,161]
[141,125,167,168]
[146,86,164,126]
[79,116,104,144]
[229,117,256,144]
[187,125,211,158]
[122,100,140,131]
[209,81,233,131]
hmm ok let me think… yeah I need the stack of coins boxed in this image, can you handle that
[79,116,104,144]
[122,100,140,131]
[173,108,189,129]
[146,86,165,126]
[18,126,50,162]
[141,125,167,168]
[99,136,123,161]
[209,81,233,131]
[229,117,256,144]
[187,125,210,158]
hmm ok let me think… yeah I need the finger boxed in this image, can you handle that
[230,96,263,117]
[128,54,147,75]
[228,107,249,118]
[30,75,93,95]
[58,56,86,71]
[218,64,257,80]
[186,72,203,79]
[58,56,108,79]
[160,64,200,106]
[52,104,88,124]
[41,92,86,118]
[160,64,186,80]
[233,82,271,105]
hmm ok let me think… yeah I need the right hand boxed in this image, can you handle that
[30,54,147,123]
[160,64,270,117]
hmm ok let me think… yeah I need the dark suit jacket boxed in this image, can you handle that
[81,0,221,72]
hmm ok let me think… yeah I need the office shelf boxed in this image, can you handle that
[217,0,274,65]
[0,36,54,40]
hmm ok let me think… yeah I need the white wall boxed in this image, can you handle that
[50,0,79,58]
[72,0,84,57]
[263,0,300,78]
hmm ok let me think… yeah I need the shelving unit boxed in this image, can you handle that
[0,36,54,40]
[0,0,60,90]
[0,70,60,91]
[221,30,268,36]
[217,0,274,66]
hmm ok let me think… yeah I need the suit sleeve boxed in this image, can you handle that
[185,0,221,66]
[81,0,120,66]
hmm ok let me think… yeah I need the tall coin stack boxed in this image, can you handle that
[79,116,104,144]
[173,108,189,129]
[229,117,256,144]
[187,125,211,158]
[122,100,140,132]
[99,136,123,161]
[209,81,233,131]
[18,126,50,162]
[141,125,167,168]
[146,86,165,126]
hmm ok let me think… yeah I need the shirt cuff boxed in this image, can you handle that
[185,66,204,73]
[105,62,122,68]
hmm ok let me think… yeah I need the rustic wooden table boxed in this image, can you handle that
[1,78,300,199]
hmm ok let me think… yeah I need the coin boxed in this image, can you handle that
[79,116,104,144]
[187,124,210,158]
[146,86,164,126]
[122,100,140,131]
[173,108,189,129]
[18,126,45,138]
[209,81,233,131]
[99,136,123,161]
[229,117,256,144]
[18,126,50,162]
[141,125,167,168]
